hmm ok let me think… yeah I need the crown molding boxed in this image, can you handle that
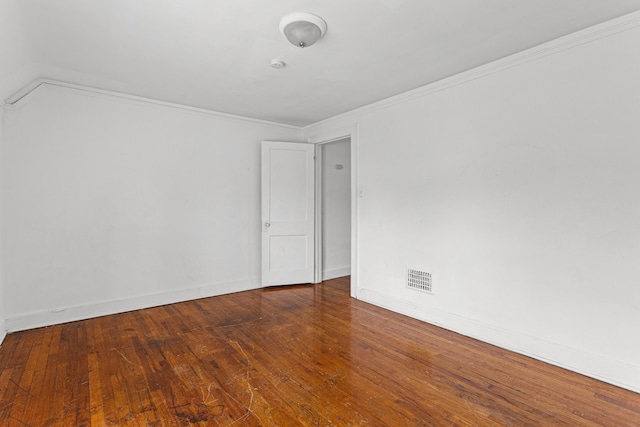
[5,78,304,131]
[304,10,640,132]
[4,78,45,105]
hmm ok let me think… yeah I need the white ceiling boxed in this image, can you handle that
[2,0,640,126]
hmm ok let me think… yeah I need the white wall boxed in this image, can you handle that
[0,105,6,344]
[322,138,351,279]
[0,0,39,102]
[305,20,640,392]
[2,84,302,330]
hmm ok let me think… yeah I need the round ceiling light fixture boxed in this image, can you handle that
[279,12,327,48]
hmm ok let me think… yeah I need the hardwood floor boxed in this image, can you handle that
[0,277,638,426]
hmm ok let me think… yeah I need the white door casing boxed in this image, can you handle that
[261,141,315,286]
[307,124,358,298]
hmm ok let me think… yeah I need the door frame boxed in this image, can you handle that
[308,125,358,298]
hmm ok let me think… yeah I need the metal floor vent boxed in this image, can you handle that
[407,268,433,294]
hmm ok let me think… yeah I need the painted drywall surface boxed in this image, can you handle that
[305,24,640,389]
[2,85,302,323]
[0,106,5,343]
[0,1,39,101]
[322,138,351,279]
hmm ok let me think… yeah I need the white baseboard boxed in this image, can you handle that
[357,287,640,394]
[323,266,351,280]
[6,278,261,333]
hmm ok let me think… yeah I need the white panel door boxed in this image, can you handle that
[261,141,315,286]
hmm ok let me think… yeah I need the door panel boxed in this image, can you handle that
[261,141,315,286]
[269,149,309,222]
[269,235,309,271]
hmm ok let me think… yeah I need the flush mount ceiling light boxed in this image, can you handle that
[279,12,327,48]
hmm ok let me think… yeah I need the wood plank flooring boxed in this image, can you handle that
[0,277,638,426]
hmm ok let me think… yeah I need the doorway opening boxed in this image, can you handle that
[316,138,351,281]
[312,127,357,298]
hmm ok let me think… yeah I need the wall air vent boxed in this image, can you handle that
[407,268,433,294]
